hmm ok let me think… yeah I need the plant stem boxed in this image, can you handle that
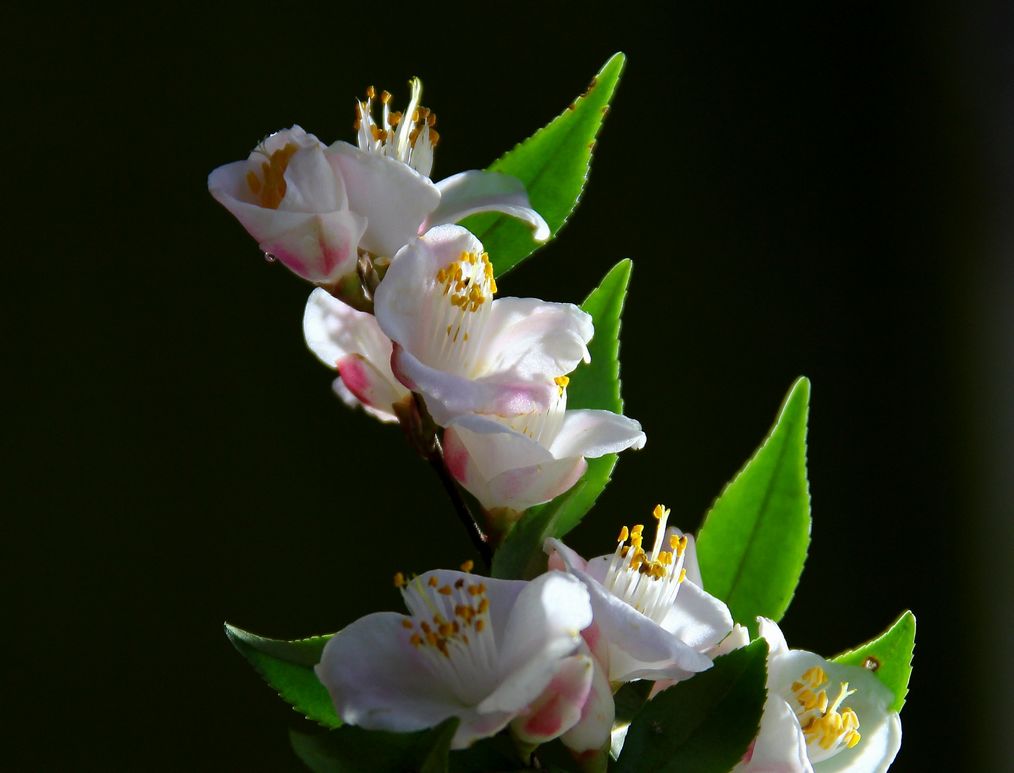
[426,438,493,569]
[395,394,493,569]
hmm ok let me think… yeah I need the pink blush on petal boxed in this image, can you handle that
[521,694,565,738]
[338,355,373,405]
[442,431,470,483]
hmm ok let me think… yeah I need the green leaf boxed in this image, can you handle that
[492,260,632,580]
[461,53,626,279]
[566,258,630,415]
[224,623,339,728]
[615,640,769,773]
[833,610,916,712]
[290,718,458,773]
[695,377,812,635]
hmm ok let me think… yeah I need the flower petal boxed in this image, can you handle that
[393,347,556,426]
[659,579,734,652]
[480,297,593,381]
[444,419,586,510]
[561,655,615,753]
[815,711,901,773]
[328,141,440,257]
[511,654,595,746]
[736,695,813,773]
[549,409,647,459]
[569,567,713,682]
[424,170,550,241]
[479,571,592,715]
[315,611,470,734]
[304,288,410,417]
[757,617,790,658]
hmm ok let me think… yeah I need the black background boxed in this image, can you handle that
[7,2,1011,770]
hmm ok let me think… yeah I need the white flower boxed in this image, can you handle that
[735,618,902,773]
[545,505,734,685]
[374,225,595,427]
[209,80,548,286]
[442,396,646,512]
[209,125,367,285]
[304,288,411,422]
[315,568,593,749]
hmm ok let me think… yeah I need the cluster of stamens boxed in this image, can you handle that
[436,251,497,313]
[246,142,298,209]
[393,561,495,666]
[790,666,862,759]
[602,505,689,622]
[354,79,438,176]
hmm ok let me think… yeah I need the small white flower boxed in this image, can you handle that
[735,618,902,773]
[375,225,594,427]
[315,568,593,749]
[545,505,733,685]
[210,80,548,286]
[442,393,646,512]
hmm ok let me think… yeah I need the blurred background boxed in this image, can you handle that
[7,1,1010,769]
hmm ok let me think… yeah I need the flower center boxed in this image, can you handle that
[789,666,862,762]
[393,565,498,704]
[245,142,299,209]
[426,251,496,374]
[354,79,439,177]
[504,375,569,443]
[601,505,689,623]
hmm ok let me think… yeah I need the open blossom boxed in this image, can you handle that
[545,505,734,685]
[374,225,596,426]
[209,80,548,286]
[442,391,646,512]
[316,568,594,749]
[735,618,902,773]
[304,288,411,422]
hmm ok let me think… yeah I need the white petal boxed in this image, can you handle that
[736,695,813,773]
[479,572,592,715]
[757,617,790,658]
[424,170,550,241]
[330,377,400,423]
[659,579,734,652]
[561,655,614,753]
[303,288,410,416]
[280,143,346,213]
[444,420,586,510]
[511,654,595,746]
[549,409,647,458]
[315,611,469,734]
[393,347,555,426]
[481,456,587,511]
[328,141,440,257]
[479,297,592,380]
[815,712,901,773]
[570,567,713,682]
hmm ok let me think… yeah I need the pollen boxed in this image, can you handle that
[554,375,570,397]
[460,560,474,572]
[790,668,863,759]
[247,142,299,209]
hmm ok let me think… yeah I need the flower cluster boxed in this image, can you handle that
[212,65,909,772]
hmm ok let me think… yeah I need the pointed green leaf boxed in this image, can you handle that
[461,53,626,279]
[290,718,458,773]
[566,258,630,415]
[695,378,812,635]
[833,610,916,712]
[615,640,768,773]
[492,261,632,579]
[225,623,339,728]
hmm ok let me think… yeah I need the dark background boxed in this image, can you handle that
[7,2,1010,770]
